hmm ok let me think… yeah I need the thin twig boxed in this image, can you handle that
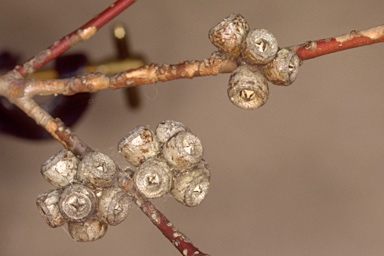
[291,25,384,60]
[22,52,237,97]
[11,96,93,158]
[118,178,209,256]
[14,0,136,78]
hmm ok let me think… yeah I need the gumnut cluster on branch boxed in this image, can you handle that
[118,120,210,206]
[36,120,210,242]
[36,150,130,242]
[209,13,300,110]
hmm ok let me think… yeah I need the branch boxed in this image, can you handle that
[10,96,93,158]
[22,52,238,97]
[14,0,136,78]
[291,25,384,60]
[16,25,384,98]
[119,177,209,256]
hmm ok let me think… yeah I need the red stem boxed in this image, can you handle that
[116,177,209,256]
[139,200,208,256]
[294,26,384,60]
[15,0,136,78]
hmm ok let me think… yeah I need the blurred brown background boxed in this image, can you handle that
[1,1,384,255]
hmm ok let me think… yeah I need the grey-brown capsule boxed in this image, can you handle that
[41,149,79,187]
[155,120,189,144]
[171,162,211,207]
[59,184,97,222]
[77,151,117,188]
[227,64,269,110]
[242,29,278,64]
[118,125,160,166]
[36,189,66,228]
[68,219,108,242]
[209,13,250,57]
[134,158,172,198]
[97,187,131,226]
[262,48,300,86]
[162,131,203,171]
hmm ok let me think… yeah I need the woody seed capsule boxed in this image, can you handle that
[162,131,203,171]
[242,28,278,64]
[262,48,300,86]
[118,125,160,166]
[41,149,79,187]
[171,162,211,207]
[227,64,269,110]
[59,184,97,222]
[68,218,108,242]
[97,187,131,226]
[77,151,117,188]
[155,120,188,144]
[209,13,250,57]
[134,158,172,198]
[36,188,66,228]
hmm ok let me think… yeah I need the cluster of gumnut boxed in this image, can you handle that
[209,13,301,110]
[36,120,210,242]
